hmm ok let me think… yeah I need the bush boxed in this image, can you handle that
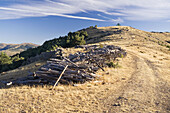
[89,26,94,28]
[106,61,120,68]
[0,52,24,72]
[0,52,12,65]
[99,43,104,48]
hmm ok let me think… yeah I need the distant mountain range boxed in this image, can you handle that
[0,43,39,56]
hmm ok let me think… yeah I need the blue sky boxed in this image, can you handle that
[0,0,170,44]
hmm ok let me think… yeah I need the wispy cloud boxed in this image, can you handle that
[0,6,104,21]
[0,0,170,22]
[97,14,124,23]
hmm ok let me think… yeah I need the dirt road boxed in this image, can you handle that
[101,42,170,113]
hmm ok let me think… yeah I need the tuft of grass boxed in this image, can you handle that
[120,54,124,58]
[106,61,120,68]
[99,43,104,48]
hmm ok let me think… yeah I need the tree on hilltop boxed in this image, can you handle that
[116,23,121,26]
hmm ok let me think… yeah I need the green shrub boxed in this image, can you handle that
[0,52,12,65]
[106,61,120,68]
[0,52,24,72]
[120,54,124,58]
[89,26,94,28]
[99,43,104,48]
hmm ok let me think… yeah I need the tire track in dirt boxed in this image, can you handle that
[105,52,170,113]
[144,59,170,112]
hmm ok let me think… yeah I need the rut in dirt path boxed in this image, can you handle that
[106,54,170,113]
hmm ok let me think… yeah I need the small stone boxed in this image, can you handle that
[7,82,12,86]
[121,78,126,80]
[56,86,65,91]
[112,103,121,106]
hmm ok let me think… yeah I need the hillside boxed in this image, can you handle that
[0,26,170,113]
[0,43,38,56]
[85,26,170,47]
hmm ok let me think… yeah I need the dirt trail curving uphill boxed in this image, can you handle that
[102,42,170,112]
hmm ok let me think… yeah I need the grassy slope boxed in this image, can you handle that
[0,26,170,113]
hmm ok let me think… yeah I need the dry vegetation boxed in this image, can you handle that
[0,26,170,113]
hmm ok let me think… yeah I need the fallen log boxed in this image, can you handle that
[37,74,68,84]
[47,65,64,71]
[68,65,88,69]
[47,63,65,68]
[49,58,62,62]
[89,73,101,78]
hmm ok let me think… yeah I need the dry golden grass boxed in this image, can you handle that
[64,48,84,56]
[0,59,132,113]
[0,53,137,113]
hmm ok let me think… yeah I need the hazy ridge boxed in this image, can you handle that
[0,43,38,56]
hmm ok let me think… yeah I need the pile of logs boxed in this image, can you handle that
[5,44,126,86]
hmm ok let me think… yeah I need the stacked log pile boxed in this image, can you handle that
[5,45,126,86]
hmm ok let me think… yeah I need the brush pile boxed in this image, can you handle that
[5,44,126,86]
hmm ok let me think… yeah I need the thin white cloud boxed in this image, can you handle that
[0,0,170,22]
[0,4,104,21]
[97,14,124,23]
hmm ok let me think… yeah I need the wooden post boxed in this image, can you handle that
[52,65,68,90]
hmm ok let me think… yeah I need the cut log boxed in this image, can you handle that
[47,65,64,71]
[68,65,88,69]
[48,63,65,68]
[63,74,82,79]
[37,74,58,80]
[49,58,62,62]
[37,74,68,84]
[89,73,101,78]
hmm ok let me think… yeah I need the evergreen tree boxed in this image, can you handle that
[116,23,121,26]
[0,52,12,65]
